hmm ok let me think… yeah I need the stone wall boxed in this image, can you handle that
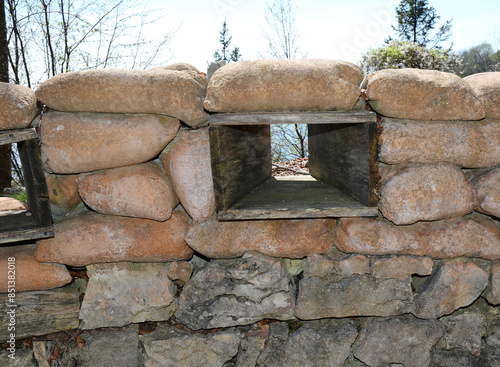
[1,60,500,367]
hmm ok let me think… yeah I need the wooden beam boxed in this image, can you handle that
[0,282,81,342]
[308,123,379,207]
[0,226,54,244]
[208,111,377,125]
[0,128,37,145]
[217,176,379,220]
[210,124,272,211]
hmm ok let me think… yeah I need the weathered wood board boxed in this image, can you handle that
[308,123,378,207]
[217,176,378,220]
[209,111,377,125]
[0,137,53,243]
[0,282,81,342]
[0,128,37,145]
[210,124,272,211]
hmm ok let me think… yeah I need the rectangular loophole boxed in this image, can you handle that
[0,128,53,243]
[209,111,379,220]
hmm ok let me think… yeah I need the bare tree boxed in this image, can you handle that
[261,0,308,163]
[0,0,11,191]
[6,0,177,88]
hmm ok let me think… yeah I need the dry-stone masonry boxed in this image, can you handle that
[1,61,500,366]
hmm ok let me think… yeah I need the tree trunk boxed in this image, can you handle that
[0,0,11,192]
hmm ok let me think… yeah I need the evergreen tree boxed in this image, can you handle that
[213,19,241,63]
[391,0,452,49]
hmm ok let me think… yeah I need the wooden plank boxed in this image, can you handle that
[217,176,379,220]
[208,111,377,126]
[0,282,81,342]
[308,123,378,207]
[0,226,54,244]
[210,124,272,211]
[0,128,37,145]
[17,139,52,227]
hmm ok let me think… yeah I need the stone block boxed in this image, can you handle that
[139,324,240,367]
[0,82,38,130]
[334,214,500,260]
[35,210,192,266]
[440,312,484,356]
[352,316,443,367]
[371,256,433,279]
[380,118,500,168]
[0,244,71,292]
[186,217,334,259]
[175,252,295,330]
[204,59,364,113]
[364,68,485,120]
[41,111,179,174]
[257,319,358,367]
[379,163,474,225]
[46,174,82,210]
[464,72,500,119]
[77,162,178,221]
[79,262,177,329]
[467,167,500,218]
[36,67,208,126]
[161,128,215,222]
[412,258,489,319]
[485,262,500,305]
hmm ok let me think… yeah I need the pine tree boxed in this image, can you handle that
[392,0,452,49]
[213,19,241,63]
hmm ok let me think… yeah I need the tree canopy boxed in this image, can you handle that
[458,42,500,77]
[360,41,461,74]
[212,19,241,63]
[391,0,452,49]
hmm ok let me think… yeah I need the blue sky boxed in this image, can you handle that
[147,0,500,72]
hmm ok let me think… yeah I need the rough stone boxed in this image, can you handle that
[380,118,500,168]
[139,324,241,367]
[303,254,335,278]
[379,163,474,225]
[334,214,500,260]
[352,316,443,367]
[0,346,35,366]
[485,321,500,347]
[0,196,27,211]
[0,244,72,293]
[166,261,192,287]
[0,82,38,130]
[186,217,334,258]
[295,272,413,319]
[36,68,208,126]
[364,68,485,120]
[237,334,267,367]
[204,59,364,113]
[464,72,500,119]
[161,128,215,221]
[371,256,433,279]
[79,262,176,329]
[35,210,192,266]
[46,174,82,210]
[430,346,500,367]
[175,252,295,330]
[41,111,179,174]
[335,254,370,277]
[439,312,483,356]
[467,167,500,218]
[412,258,489,319]
[77,162,178,221]
[44,324,140,367]
[258,319,358,367]
[486,262,500,305]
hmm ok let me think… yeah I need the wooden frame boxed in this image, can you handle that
[209,111,379,220]
[0,128,53,243]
